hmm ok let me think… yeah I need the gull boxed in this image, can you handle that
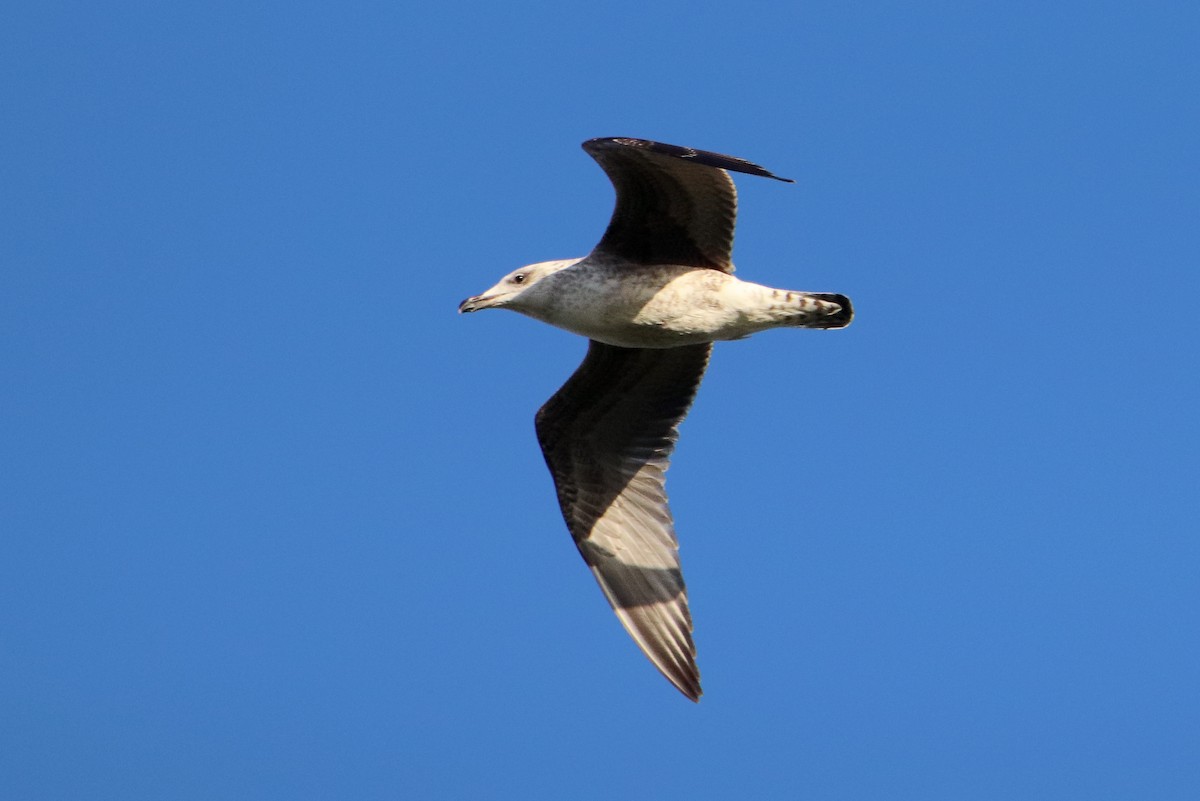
[459,137,853,701]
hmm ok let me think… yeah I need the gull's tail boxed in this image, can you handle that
[770,290,853,329]
[804,292,853,329]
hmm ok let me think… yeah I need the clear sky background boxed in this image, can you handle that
[3,2,1198,799]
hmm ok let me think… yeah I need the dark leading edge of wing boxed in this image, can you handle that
[582,137,793,273]
[587,137,795,182]
[535,341,713,701]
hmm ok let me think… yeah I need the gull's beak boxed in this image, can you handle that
[458,293,506,313]
[458,295,486,314]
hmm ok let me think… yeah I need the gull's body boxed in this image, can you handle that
[469,256,847,349]
[459,138,852,701]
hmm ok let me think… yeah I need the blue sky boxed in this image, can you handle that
[2,1,1198,798]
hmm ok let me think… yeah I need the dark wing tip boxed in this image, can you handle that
[583,137,794,183]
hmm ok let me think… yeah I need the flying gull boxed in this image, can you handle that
[459,137,853,701]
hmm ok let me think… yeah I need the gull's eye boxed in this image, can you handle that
[512,273,527,284]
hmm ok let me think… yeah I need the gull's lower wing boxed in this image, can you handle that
[535,340,713,701]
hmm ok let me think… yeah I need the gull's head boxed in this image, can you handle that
[458,259,579,314]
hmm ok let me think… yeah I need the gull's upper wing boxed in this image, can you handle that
[582,137,792,273]
[534,340,712,701]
